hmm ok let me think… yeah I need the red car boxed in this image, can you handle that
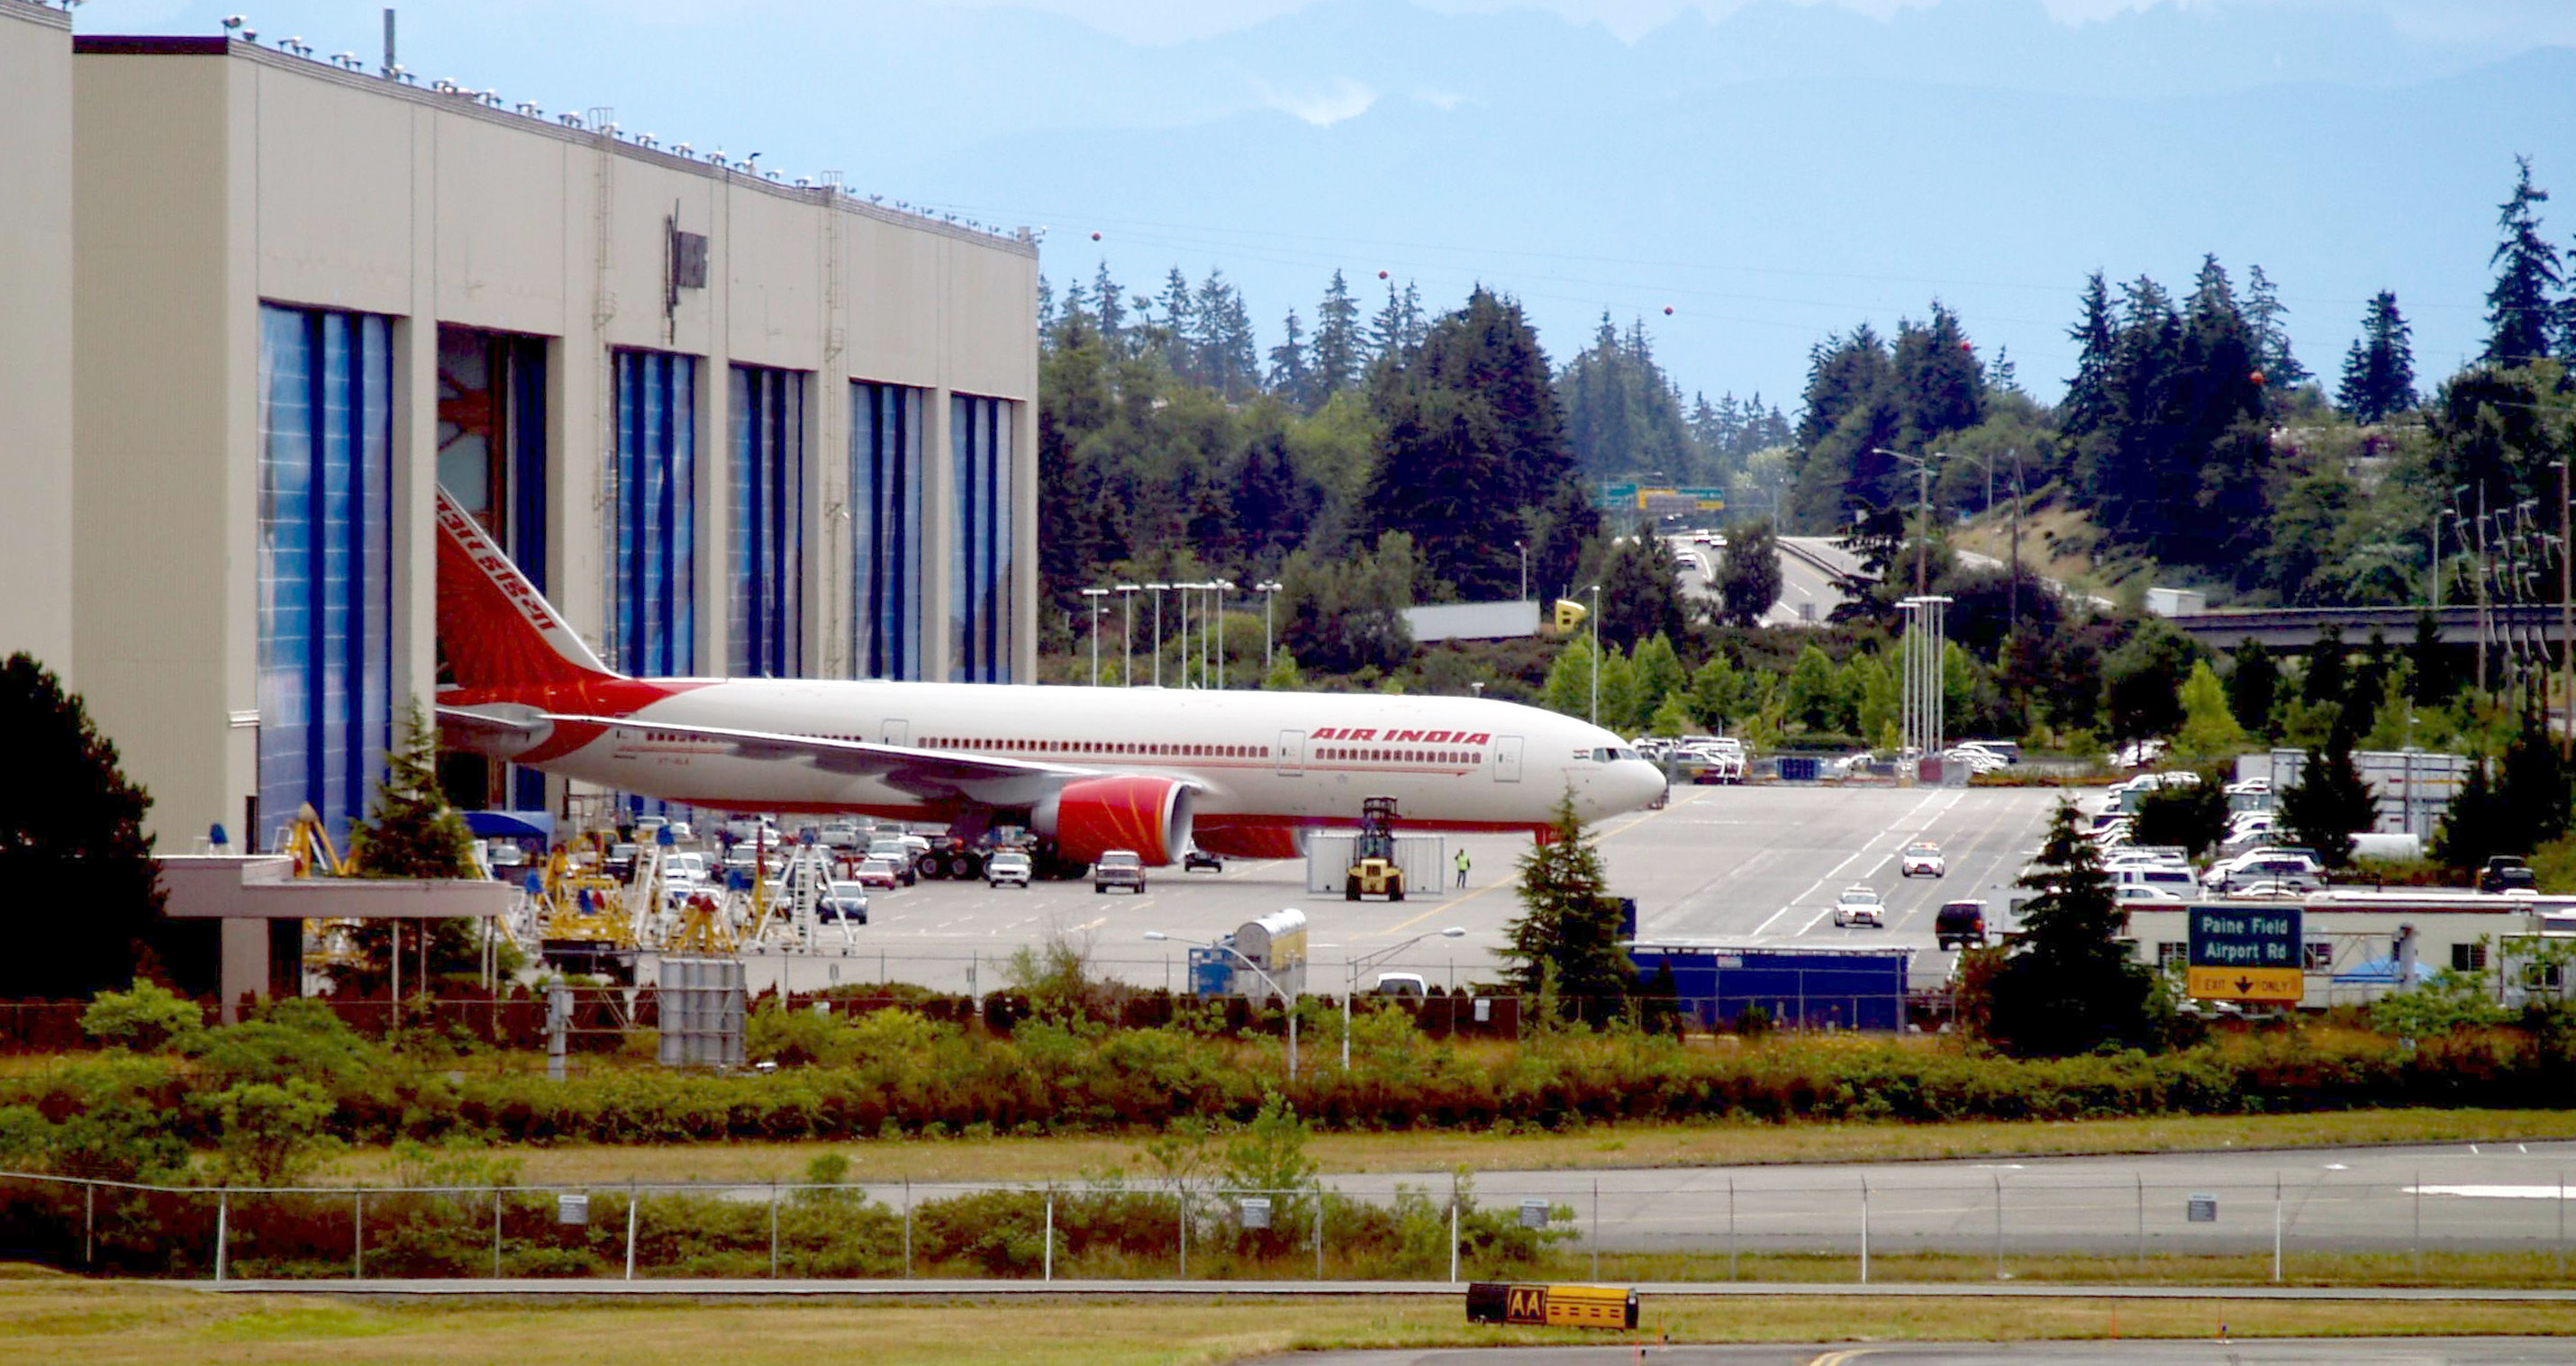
[852,856,903,891]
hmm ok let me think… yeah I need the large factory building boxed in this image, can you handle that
[0,2,1040,851]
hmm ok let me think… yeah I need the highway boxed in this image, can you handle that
[762,783,2069,997]
[1281,1342,2576,1365]
[1670,535,1853,627]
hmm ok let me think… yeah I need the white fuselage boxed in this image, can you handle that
[535,679,1666,830]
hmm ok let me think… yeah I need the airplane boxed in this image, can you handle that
[432,486,1667,869]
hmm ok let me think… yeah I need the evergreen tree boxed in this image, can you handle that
[2336,290,2417,421]
[2485,157,2562,366]
[2225,639,2279,740]
[1560,314,1697,481]
[1193,269,1260,400]
[2131,769,2231,858]
[1713,518,1782,628]
[2061,271,2119,439]
[345,699,476,878]
[1688,652,1746,730]
[2409,611,2455,705]
[1311,270,1363,399]
[0,653,200,998]
[2494,706,2573,851]
[1267,309,1312,407]
[2301,626,2348,711]
[2433,749,2506,871]
[1629,632,1689,724]
[2243,264,2308,388]
[1091,260,1127,348]
[338,700,484,997]
[1594,519,1689,650]
[2101,620,2195,743]
[1035,273,1057,337]
[1365,288,1570,599]
[1891,303,1985,453]
[1524,479,1601,605]
[1981,801,2160,1056]
[1154,267,1196,381]
[1500,792,1635,1023]
[2278,725,2375,869]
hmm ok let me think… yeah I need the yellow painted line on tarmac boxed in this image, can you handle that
[1806,1352,1877,1366]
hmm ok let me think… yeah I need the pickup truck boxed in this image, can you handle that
[1093,850,1147,894]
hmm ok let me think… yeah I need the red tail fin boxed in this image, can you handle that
[436,487,619,692]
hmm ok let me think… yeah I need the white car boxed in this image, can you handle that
[984,850,1033,888]
[1832,887,1885,928]
[1899,841,1946,878]
[2117,883,2185,903]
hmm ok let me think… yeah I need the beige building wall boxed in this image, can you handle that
[71,37,1039,851]
[0,2,76,683]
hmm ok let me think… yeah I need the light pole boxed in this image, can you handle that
[1146,583,1170,686]
[1515,540,1528,602]
[1115,583,1138,686]
[1080,587,1109,686]
[1345,927,1465,1069]
[1175,581,1192,688]
[1215,580,1238,689]
[1587,583,1602,727]
[1256,580,1283,677]
[1146,931,1298,1080]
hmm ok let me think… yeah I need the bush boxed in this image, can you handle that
[80,982,204,1053]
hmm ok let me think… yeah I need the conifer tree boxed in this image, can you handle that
[2225,639,2280,739]
[1267,309,1311,407]
[2337,290,2417,421]
[2060,271,2118,439]
[2485,156,2562,366]
[1981,801,2159,1055]
[1311,269,1363,398]
[1713,518,1782,628]
[1500,792,1634,1023]
[0,653,193,997]
[2244,264,2308,388]
[1091,260,1127,347]
[345,698,476,879]
[2279,722,2375,869]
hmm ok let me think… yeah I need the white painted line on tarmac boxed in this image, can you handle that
[2406,1184,2575,1199]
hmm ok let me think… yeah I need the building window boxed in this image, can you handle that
[950,394,1016,683]
[2156,942,2188,971]
[612,349,698,676]
[436,326,549,810]
[2303,940,2335,971]
[850,380,923,680]
[257,303,394,850]
[729,366,805,677]
[2452,942,2489,972]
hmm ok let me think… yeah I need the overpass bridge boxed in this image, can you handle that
[2171,603,2572,651]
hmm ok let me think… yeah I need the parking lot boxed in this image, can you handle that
[757,783,2072,996]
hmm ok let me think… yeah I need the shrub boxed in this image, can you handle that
[80,982,204,1053]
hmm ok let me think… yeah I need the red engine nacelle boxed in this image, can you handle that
[1190,821,1310,861]
[1033,773,1196,866]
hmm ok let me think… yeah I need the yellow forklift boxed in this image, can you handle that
[1344,796,1405,901]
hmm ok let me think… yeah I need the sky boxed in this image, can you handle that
[75,0,2576,408]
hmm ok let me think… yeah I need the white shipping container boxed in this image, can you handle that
[1304,833,1448,899]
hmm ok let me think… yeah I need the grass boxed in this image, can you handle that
[319,1108,2576,1188]
[2,1273,2571,1366]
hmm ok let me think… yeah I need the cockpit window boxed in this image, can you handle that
[1591,746,1638,763]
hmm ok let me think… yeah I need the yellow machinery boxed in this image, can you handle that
[533,843,639,953]
[282,802,371,977]
[1344,795,1405,902]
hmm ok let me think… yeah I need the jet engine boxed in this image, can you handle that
[1032,773,1196,866]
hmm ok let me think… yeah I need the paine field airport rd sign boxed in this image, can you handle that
[2187,905,2304,1003]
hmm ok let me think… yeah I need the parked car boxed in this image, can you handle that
[1183,846,1225,873]
[1899,840,1946,878]
[1093,850,1147,894]
[2117,884,2185,903]
[1934,900,1988,949]
[985,850,1034,888]
[1371,972,1429,998]
[866,839,920,886]
[819,881,870,924]
[2479,855,2536,894]
[1832,886,1884,928]
[852,857,903,891]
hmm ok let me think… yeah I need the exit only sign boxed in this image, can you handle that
[2187,905,2304,1003]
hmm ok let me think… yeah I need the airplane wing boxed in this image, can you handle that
[536,711,1125,804]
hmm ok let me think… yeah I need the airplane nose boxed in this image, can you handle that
[1616,760,1665,813]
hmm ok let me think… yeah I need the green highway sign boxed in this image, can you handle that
[2186,905,2303,1002]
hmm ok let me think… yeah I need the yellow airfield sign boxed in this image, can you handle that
[2185,965,2303,1002]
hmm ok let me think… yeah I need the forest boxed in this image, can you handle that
[1031,156,2576,763]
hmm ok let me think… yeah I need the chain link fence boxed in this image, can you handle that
[6,1165,2570,1285]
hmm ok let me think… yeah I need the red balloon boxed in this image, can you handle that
[1663,306,1674,315]
[1960,341,1973,352]
[1378,269,1390,279]
[2250,369,2266,384]
[1090,231,1102,240]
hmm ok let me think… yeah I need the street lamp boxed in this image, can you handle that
[1145,583,1170,686]
[1586,583,1602,727]
[1345,927,1465,1069]
[1256,581,1284,676]
[1214,580,1238,689]
[1514,539,1528,602]
[1079,587,1109,686]
[1115,583,1139,686]
[1145,930,1298,1080]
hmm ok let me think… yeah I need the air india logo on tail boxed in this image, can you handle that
[436,496,561,635]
